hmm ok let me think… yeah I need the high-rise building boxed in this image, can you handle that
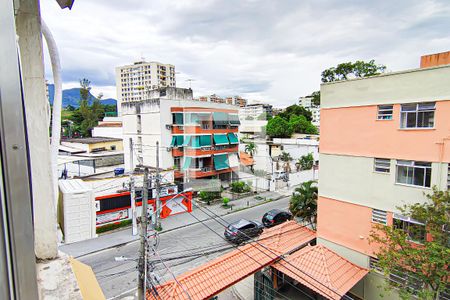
[115,61,176,115]
[239,103,273,120]
[317,52,450,299]
[196,94,247,107]
[122,87,241,185]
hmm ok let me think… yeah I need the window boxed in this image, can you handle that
[389,268,424,296]
[393,213,426,243]
[374,158,390,173]
[400,102,435,129]
[372,209,387,225]
[369,257,383,273]
[110,145,116,151]
[396,160,432,188]
[377,105,393,120]
[447,165,450,191]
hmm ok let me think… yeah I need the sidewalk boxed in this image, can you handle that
[59,190,290,258]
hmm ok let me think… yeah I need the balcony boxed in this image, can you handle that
[172,145,238,157]
[176,166,238,179]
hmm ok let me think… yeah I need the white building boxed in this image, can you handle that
[299,96,320,127]
[239,103,273,121]
[116,60,176,115]
[122,87,241,185]
[92,116,123,140]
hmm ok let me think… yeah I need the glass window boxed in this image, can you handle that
[393,214,426,243]
[377,105,393,120]
[396,160,431,188]
[400,102,435,129]
[374,158,390,173]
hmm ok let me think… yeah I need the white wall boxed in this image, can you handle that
[92,127,123,139]
[319,153,448,212]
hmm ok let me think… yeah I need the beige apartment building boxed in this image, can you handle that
[115,60,176,114]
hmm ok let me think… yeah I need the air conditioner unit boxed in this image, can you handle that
[166,147,172,152]
[165,124,172,130]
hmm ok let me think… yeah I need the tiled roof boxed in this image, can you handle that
[97,122,122,127]
[148,221,315,300]
[272,245,368,300]
[239,151,254,166]
[64,137,122,144]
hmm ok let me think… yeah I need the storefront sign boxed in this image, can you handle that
[96,209,129,225]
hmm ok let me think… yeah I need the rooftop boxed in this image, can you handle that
[64,137,122,144]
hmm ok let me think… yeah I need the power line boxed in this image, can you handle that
[196,204,352,300]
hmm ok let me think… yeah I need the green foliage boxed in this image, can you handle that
[321,60,386,83]
[222,197,230,207]
[369,188,450,299]
[66,104,76,111]
[310,91,320,106]
[244,142,256,157]
[230,181,251,193]
[279,151,293,173]
[198,191,221,205]
[289,181,318,229]
[297,153,314,171]
[288,115,318,135]
[278,104,312,122]
[266,116,293,138]
[96,219,132,234]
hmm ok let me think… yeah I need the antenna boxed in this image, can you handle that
[186,78,195,89]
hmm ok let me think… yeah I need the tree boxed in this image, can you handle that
[244,142,256,157]
[257,112,272,121]
[369,188,450,300]
[289,115,319,135]
[278,104,312,122]
[266,116,293,138]
[321,60,386,83]
[296,153,314,171]
[310,91,320,106]
[289,181,318,229]
[279,151,292,173]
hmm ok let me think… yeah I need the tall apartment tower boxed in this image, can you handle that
[317,53,450,299]
[115,61,176,115]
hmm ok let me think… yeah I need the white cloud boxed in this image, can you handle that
[40,0,450,107]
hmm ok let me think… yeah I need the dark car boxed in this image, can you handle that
[224,219,264,244]
[262,209,293,227]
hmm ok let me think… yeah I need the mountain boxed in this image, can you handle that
[47,84,117,108]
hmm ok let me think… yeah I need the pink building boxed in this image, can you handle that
[317,52,450,299]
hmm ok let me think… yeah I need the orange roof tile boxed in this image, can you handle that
[272,245,368,300]
[239,151,254,166]
[97,122,122,127]
[148,221,315,300]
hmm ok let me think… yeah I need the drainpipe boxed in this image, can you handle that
[42,19,62,208]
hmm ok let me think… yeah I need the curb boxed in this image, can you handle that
[71,194,289,258]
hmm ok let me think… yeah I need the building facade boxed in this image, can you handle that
[317,55,450,299]
[239,103,273,120]
[115,61,176,114]
[299,96,320,127]
[122,87,240,185]
[197,94,247,107]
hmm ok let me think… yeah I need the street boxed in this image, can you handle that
[80,196,290,299]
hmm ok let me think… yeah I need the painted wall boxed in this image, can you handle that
[92,127,123,139]
[319,154,447,212]
[421,51,450,68]
[320,101,450,163]
[321,64,450,109]
[317,197,393,256]
[87,141,123,153]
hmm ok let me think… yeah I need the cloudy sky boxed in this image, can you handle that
[41,0,450,107]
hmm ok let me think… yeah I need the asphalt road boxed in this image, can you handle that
[80,196,290,299]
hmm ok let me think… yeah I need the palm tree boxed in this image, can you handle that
[244,142,256,157]
[279,151,292,173]
[289,180,318,229]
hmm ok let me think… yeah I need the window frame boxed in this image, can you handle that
[400,102,435,129]
[377,105,393,120]
[395,160,432,188]
[374,158,391,174]
[393,213,426,244]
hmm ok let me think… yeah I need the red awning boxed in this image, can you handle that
[272,245,368,300]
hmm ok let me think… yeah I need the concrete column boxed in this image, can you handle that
[15,0,58,259]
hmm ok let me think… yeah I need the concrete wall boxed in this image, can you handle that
[321,64,450,109]
[319,154,447,212]
[92,127,122,139]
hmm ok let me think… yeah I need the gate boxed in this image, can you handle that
[254,270,274,300]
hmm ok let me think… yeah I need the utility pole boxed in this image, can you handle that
[130,138,137,235]
[154,141,161,230]
[138,167,149,300]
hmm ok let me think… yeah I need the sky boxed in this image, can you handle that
[41,0,450,107]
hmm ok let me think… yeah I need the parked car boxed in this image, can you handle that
[262,209,293,227]
[224,219,264,244]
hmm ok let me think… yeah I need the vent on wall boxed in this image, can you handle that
[372,209,387,225]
